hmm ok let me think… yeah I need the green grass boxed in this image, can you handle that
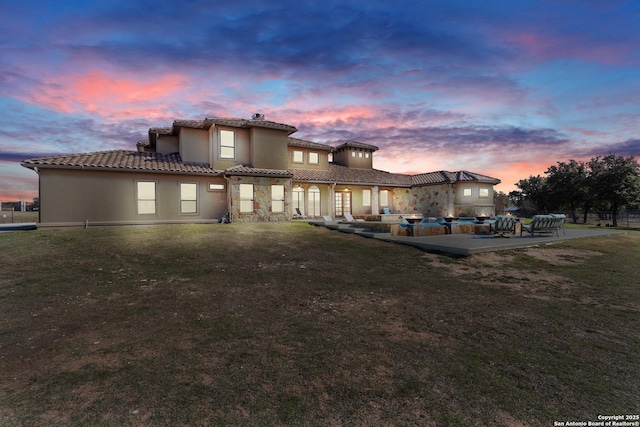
[1,223,639,426]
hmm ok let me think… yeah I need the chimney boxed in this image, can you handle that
[252,113,265,120]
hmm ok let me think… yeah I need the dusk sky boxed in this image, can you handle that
[1,0,639,201]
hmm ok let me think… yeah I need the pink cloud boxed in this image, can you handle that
[504,31,633,66]
[24,70,189,120]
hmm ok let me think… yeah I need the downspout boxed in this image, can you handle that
[224,174,232,222]
[34,167,41,224]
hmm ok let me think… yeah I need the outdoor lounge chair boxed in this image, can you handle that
[491,215,516,237]
[293,207,307,219]
[322,215,334,222]
[344,213,365,222]
[383,207,391,215]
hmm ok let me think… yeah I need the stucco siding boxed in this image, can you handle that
[210,126,251,169]
[39,169,227,225]
[179,128,209,163]
[157,135,179,154]
[251,128,289,170]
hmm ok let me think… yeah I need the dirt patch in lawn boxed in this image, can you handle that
[420,247,602,295]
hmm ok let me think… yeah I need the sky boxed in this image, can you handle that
[1,0,639,202]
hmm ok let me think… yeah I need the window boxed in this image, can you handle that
[363,189,371,207]
[351,151,356,157]
[365,153,370,158]
[137,181,156,214]
[358,152,363,158]
[271,185,285,213]
[380,190,389,206]
[293,150,304,163]
[208,183,225,191]
[463,188,472,197]
[479,188,490,198]
[309,152,319,164]
[239,184,254,213]
[220,129,235,159]
[180,183,197,214]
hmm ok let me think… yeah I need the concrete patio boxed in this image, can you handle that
[317,221,625,255]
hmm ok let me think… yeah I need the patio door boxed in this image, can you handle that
[308,186,321,217]
[335,192,351,217]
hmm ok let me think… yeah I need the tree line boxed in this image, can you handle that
[507,154,640,227]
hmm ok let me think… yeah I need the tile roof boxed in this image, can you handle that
[287,137,334,151]
[149,117,298,136]
[334,141,379,151]
[21,150,223,175]
[291,163,412,186]
[224,164,293,177]
[411,170,501,186]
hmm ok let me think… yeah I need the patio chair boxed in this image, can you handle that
[293,207,307,219]
[344,213,365,222]
[383,207,391,215]
[322,215,334,222]
[491,215,516,237]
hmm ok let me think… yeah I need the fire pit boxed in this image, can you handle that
[443,217,459,223]
[475,216,490,223]
[402,215,423,236]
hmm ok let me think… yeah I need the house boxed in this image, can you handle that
[21,114,500,226]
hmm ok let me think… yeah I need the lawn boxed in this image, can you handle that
[1,223,638,426]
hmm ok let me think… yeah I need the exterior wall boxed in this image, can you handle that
[333,148,373,169]
[290,182,333,218]
[179,128,209,163]
[38,169,227,225]
[389,184,496,217]
[287,147,330,170]
[453,183,495,217]
[392,184,452,217]
[229,176,292,222]
[251,128,289,170]
[210,126,251,169]
[156,135,179,153]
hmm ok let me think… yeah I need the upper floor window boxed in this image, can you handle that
[180,183,198,214]
[137,181,156,214]
[293,150,304,163]
[272,185,285,213]
[351,151,356,157]
[479,188,490,198]
[309,152,319,164]
[358,152,363,158]
[220,130,235,159]
[365,153,370,158]
[463,188,472,197]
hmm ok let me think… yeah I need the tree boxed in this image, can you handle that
[493,191,509,214]
[545,160,588,223]
[588,155,640,227]
[513,175,550,214]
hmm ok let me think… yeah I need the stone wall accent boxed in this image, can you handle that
[392,184,452,217]
[229,176,292,222]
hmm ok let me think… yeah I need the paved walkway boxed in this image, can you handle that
[320,222,624,255]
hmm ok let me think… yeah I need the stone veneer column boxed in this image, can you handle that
[372,186,379,215]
